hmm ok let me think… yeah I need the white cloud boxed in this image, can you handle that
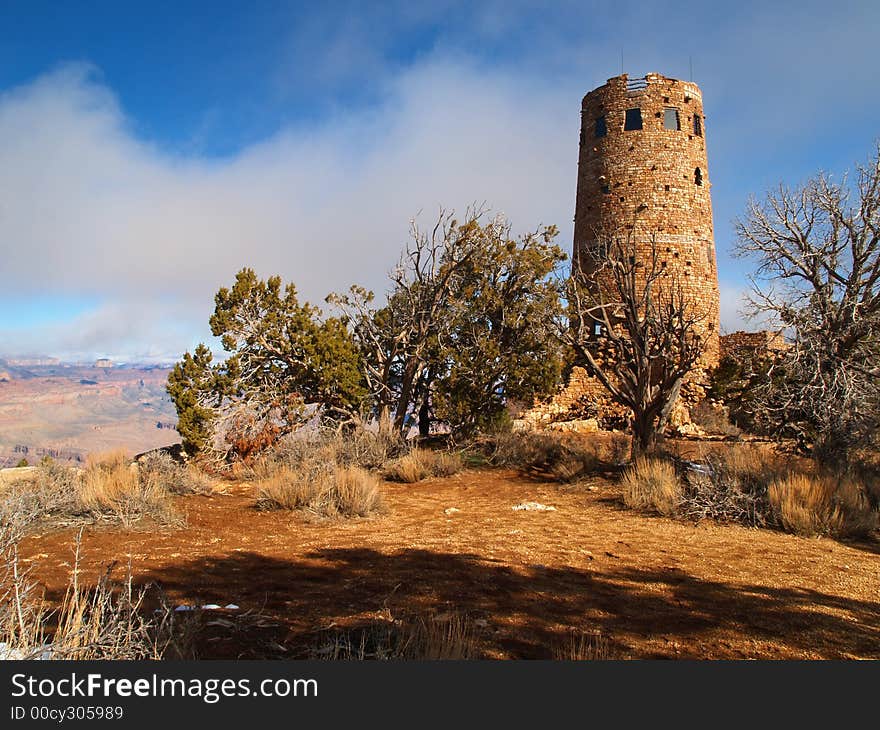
[0,61,577,360]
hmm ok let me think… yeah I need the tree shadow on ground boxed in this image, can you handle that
[128,547,880,659]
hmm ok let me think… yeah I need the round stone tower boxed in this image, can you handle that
[573,72,720,370]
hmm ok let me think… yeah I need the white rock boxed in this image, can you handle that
[512,502,557,512]
[444,507,461,515]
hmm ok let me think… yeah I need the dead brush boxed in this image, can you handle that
[0,463,81,533]
[768,473,878,538]
[384,448,462,483]
[676,446,787,526]
[620,458,682,516]
[262,426,408,476]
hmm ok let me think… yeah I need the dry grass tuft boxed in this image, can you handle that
[384,449,462,483]
[310,611,478,660]
[768,473,877,538]
[621,458,682,516]
[255,464,384,518]
[137,451,215,495]
[553,630,616,660]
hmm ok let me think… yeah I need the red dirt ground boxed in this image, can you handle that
[16,468,880,659]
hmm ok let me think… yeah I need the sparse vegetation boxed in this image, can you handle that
[690,400,742,438]
[553,630,615,660]
[310,612,478,660]
[0,450,185,533]
[78,451,182,527]
[487,430,626,481]
[137,450,214,495]
[0,533,168,660]
[677,446,786,526]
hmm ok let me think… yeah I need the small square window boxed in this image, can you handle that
[595,115,607,138]
[624,108,642,131]
[593,322,603,337]
[663,107,680,130]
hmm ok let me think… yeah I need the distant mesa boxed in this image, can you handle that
[95,358,113,368]
[4,357,60,367]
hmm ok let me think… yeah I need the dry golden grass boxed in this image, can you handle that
[621,458,682,516]
[768,473,878,538]
[255,465,384,518]
[405,612,477,659]
[384,449,462,483]
[79,450,138,512]
[254,466,316,510]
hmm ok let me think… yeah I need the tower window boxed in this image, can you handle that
[694,168,703,186]
[601,183,610,194]
[694,115,703,136]
[624,108,642,131]
[595,115,607,138]
[663,107,680,130]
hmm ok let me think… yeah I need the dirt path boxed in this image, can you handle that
[18,469,880,659]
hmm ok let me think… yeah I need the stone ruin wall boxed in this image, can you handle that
[523,73,722,432]
[719,330,788,360]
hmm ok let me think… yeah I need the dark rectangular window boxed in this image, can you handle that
[595,115,607,137]
[624,108,642,131]
[663,107,680,130]
[694,115,703,136]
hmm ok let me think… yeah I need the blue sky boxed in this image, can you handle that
[0,1,878,361]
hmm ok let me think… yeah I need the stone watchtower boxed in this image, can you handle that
[520,73,721,430]
[574,72,720,371]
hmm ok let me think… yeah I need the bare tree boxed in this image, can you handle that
[735,144,880,466]
[555,230,706,458]
[329,207,490,434]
